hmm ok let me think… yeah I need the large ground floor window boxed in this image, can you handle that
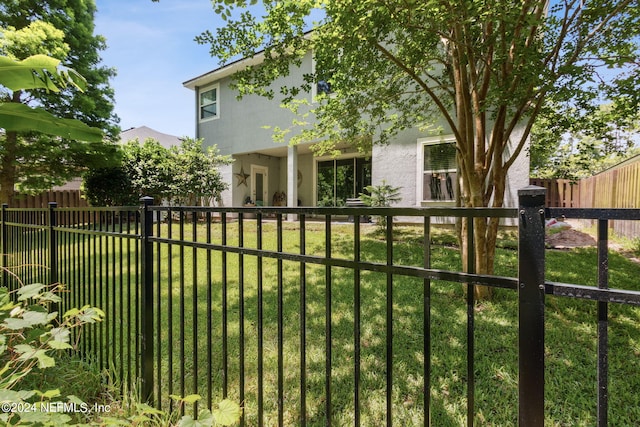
[420,137,457,202]
[317,157,372,206]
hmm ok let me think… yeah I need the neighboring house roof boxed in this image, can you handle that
[119,126,182,148]
[52,177,83,191]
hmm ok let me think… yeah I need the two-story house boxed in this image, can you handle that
[183,51,529,210]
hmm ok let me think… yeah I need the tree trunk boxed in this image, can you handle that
[459,199,495,300]
[457,132,511,300]
[0,130,18,206]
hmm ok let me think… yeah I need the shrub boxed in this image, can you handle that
[359,180,402,230]
[0,281,241,426]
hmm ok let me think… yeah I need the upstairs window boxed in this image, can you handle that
[421,139,457,202]
[311,54,336,100]
[199,84,219,121]
[316,79,333,95]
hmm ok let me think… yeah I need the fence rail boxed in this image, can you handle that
[1,187,640,426]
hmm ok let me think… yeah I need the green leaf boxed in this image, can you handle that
[47,327,71,349]
[0,103,103,142]
[19,410,72,424]
[77,306,105,324]
[4,317,35,330]
[134,402,164,415]
[0,388,36,402]
[41,388,61,398]
[66,395,86,405]
[212,399,242,426]
[180,394,202,405]
[38,291,62,304]
[179,412,213,427]
[0,54,87,92]
[14,344,56,368]
[16,283,45,301]
[47,339,72,350]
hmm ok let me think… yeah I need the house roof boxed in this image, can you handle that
[183,30,314,90]
[183,52,266,90]
[119,126,182,148]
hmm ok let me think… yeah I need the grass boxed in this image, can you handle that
[18,353,106,424]
[29,220,640,426]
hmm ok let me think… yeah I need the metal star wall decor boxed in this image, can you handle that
[235,166,249,187]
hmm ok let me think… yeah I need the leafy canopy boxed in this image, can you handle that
[0,0,120,141]
[0,54,102,142]
[199,0,639,181]
[197,0,639,291]
[0,2,119,202]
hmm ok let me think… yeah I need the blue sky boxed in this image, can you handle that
[94,0,224,138]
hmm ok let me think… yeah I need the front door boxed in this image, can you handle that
[251,165,269,206]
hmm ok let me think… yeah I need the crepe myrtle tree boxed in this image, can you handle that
[169,137,233,207]
[196,0,640,299]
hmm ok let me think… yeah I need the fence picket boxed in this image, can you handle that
[1,200,640,426]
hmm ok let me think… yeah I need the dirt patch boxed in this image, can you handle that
[545,221,640,264]
[545,228,597,249]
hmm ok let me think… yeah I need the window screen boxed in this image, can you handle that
[423,143,456,201]
[424,143,456,172]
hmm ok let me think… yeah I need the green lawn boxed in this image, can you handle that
[144,221,640,426]
[37,220,640,426]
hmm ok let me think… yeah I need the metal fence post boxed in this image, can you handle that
[140,196,155,403]
[518,186,546,426]
[48,202,58,314]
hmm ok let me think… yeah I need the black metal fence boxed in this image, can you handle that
[1,186,639,426]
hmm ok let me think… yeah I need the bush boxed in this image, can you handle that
[0,280,241,426]
[0,282,105,425]
[359,180,402,230]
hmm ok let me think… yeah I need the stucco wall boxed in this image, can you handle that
[196,53,314,157]
[189,51,530,210]
[278,152,314,206]
[371,126,530,209]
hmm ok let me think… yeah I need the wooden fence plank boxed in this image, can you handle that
[533,156,640,239]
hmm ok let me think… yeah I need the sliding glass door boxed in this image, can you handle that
[317,157,372,206]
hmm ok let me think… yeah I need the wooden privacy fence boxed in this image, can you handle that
[11,189,88,209]
[576,158,640,209]
[529,178,577,208]
[576,158,640,239]
[532,155,640,239]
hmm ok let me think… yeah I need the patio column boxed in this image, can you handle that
[287,145,298,221]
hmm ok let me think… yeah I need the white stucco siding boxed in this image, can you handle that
[279,153,314,206]
[371,127,530,210]
[218,163,234,207]
[195,53,315,157]
[503,130,530,209]
[371,141,418,207]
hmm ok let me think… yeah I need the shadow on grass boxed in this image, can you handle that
[56,222,640,425]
